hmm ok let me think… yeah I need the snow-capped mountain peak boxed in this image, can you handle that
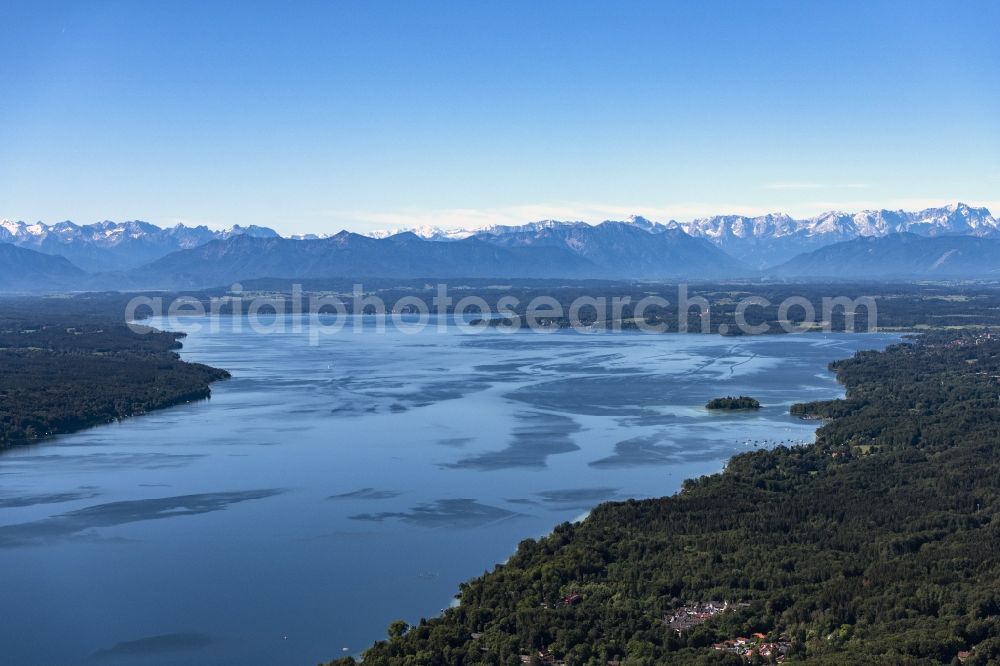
[363,220,590,241]
[0,219,281,272]
[364,225,479,240]
[674,203,998,267]
[619,214,669,232]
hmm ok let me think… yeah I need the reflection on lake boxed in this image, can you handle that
[0,316,898,665]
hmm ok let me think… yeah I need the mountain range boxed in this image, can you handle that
[129,232,600,287]
[128,224,745,289]
[0,219,278,272]
[769,233,1000,279]
[371,203,999,269]
[1,203,999,292]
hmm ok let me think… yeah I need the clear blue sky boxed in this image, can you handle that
[1,0,998,234]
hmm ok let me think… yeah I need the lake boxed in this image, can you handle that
[0,316,899,665]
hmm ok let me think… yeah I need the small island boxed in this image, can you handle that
[705,395,761,410]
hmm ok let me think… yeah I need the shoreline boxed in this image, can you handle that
[0,304,927,664]
[0,321,230,450]
[330,330,940,664]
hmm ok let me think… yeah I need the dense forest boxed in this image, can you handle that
[326,329,1000,665]
[0,296,228,446]
[705,396,761,410]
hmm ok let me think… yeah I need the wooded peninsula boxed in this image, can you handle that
[0,295,228,447]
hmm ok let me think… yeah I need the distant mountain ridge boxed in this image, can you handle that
[127,232,600,289]
[472,220,748,279]
[127,226,744,289]
[676,203,998,267]
[366,203,998,268]
[0,219,279,272]
[3,203,999,292]
[769,233,1000,279]
[0,243,87,292]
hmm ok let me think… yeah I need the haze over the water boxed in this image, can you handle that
[1,1,998,235]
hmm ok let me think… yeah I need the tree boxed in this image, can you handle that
[388,619,410,640]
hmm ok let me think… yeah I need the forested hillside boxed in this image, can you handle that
[330,330,1000,665]
[0,298,228,445]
